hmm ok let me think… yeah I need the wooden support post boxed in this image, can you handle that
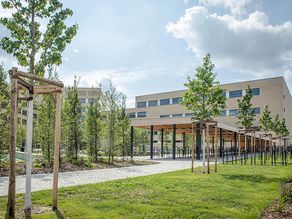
[191,122,195,172]
[150,126,154,159]
[206,124,210,174]
[52,94,62,210]
[238,133,241,160]
[214,125,218,173]
[130,126,134,158]
[7,78,19,218]
[161,129,164,157]
[219,128,223,158]
[172,124,176,160]
[202,127,206,173]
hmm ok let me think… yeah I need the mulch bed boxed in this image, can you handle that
[0,159,157,177]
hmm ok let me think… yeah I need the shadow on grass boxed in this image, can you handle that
[220,174,281,184]
[54,208,65,219]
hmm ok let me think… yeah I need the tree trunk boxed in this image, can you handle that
[206,124,210,174]
[191,122,195,172]
[202,127,206,173]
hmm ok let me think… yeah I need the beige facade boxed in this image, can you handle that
[126,77,292,140]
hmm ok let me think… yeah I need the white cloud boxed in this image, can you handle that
[199,0,253,15]
[166,6,292,82]
[73,49,79,54]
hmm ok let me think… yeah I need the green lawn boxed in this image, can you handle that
[1,163,291,219]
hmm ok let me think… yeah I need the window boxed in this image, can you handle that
[229,90,242,98]
[229,109,238,116]
[160,99,170,106]
[220,110,227,117]
[88,98,97,104]
[128,113,136,118]
[252,88,260,96]
[172,114,183,118]
[148,100,158,107]
[137,112,146,118]
[222,92,226,98]
[172,97,181,104]
[249,107,260,114]
[185,113,194,117]
[137,101,146,108]
[79,98,86,104]
[160,115,169,118]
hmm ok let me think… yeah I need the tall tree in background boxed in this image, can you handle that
[237,86,255,164]
[118,95,130,160]
[62,77,82,160]
[181,54,226,173]
[103,80,122,164]
[259,105,273,155]
[0,0,78,213]
[0,64,10,166]
[35,70,58,164]
[85,87,103,162]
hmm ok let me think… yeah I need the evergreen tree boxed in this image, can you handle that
[62,77,82,160]
[85,87,103,162]
[0,64,10,166]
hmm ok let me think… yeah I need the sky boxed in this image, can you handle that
[1,0,292,108]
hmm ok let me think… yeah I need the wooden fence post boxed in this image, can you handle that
[52,93,62,210]
[7,76,19,218]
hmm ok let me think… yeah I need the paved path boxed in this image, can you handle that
[0,158,211,197]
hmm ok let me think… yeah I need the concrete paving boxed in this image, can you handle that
[0,158,211,197]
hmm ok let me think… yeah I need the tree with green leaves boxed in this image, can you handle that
[259,105,273,155]
[134,129,148,155]
[0,0,78,214]
[102,80,122,164]
[118,95,131,161]
[84,87,103,162]
[181,54,226,173]
[0,64,10,166]
[237,85,255,164]
[273,115,289,147]
[62,77,82,160]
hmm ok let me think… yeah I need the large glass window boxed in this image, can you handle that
[160,99,170,106]
[128,113,136,118]
[79,98,86,104]
[172,97,181,104]
[252,88,260,96]
[137,101,146,108]
[229,90,242,98]
[222,92,226,98]
[248,107,260,114]
[88,98,97,104]
[148,100,158,107]
[185,113,194,117]
[229,109,238,116]
[137,111,146,118]
[172,114,183,118]
[160,115,169,118]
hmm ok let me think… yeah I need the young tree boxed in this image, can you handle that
[237,85,255,163]
[259,105,273,155]
[118,95,131,161]
[84,87,103,162]
[0,64,10,166]
[62,77,82,160]
[0,0,78,213]
[181,54,226,173]
[102,80,122,164]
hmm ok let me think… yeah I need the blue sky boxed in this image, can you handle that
[1,0,292,107]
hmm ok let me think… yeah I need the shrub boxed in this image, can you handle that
[280,177,292,204]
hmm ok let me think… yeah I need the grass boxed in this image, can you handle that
[0,162,292,219]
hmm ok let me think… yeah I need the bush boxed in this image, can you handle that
[280,177,292,204]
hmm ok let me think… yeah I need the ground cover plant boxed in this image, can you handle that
[0,163,291,218]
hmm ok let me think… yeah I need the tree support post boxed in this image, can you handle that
[234,132,237,164]
[52,93,62,210]
[130,126,134,158]
[202,127,206,173]
[196,123,201,160]
[150,126,154,159]
[214,125,218,173]
[191,122,196,172]
[182,132,186,157]
[7,77,19,218]
[172,124,176,160]
[206,124,210,174]
[219,128,223,158]
[161,129,164,157]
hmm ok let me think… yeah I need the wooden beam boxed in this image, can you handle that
[12,67,64,88]
[52,94,62,210]
[7,78,19,218]
[33,85,62,95]
[214,125,218,173]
